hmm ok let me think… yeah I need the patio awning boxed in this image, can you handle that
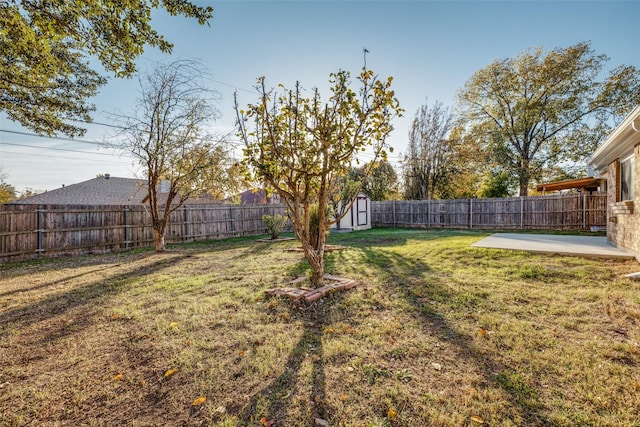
[536,177,601,193]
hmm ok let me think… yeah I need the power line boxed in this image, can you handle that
[1,150,134,164]
[0,129,121,148]
[1,142,132,157]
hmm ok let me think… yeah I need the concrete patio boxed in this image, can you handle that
[471,233,636,259]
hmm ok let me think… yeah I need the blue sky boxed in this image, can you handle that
[2,0,640,192]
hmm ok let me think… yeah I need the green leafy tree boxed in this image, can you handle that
[457,41,640,196]
[0,0,213,137]
[0,167,16,204]
[349,161,399,201]
[119,61,235,252]
[0,182,16,204]
[477,169,515,198]
[236,69,402,286]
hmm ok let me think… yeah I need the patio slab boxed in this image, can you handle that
[471,233,636,259]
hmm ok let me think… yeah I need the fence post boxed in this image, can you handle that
[428,199,431,228]
[582,193,586,229]
[124,206,131,249]
[229,205,235,235]
[36,205,45,256]
[469,199,473,229]
[183,205,191,241]
[392,200,396,227]
[520,197,524,229]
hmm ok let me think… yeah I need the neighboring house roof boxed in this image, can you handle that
[589,105,640,174]
[226,189,281,204]
[12,175,147,205]
[11,175,221,206]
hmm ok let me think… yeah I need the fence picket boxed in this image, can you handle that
[0,203,287,262]
[372,193,607,231]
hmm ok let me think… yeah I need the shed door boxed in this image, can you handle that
[357,197,368,226]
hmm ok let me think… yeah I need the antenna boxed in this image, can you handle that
[363,47,369,69]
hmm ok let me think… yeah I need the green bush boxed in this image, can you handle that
[262,214,288,240]
[309,203,332,249]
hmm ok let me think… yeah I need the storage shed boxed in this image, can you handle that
[332,193,372,232]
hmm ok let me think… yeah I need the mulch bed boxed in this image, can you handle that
[265,274,357,303]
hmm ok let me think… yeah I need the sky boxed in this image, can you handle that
[2,0,640,193]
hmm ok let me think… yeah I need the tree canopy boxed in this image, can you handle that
[456,41,640,196]
[349,161,399,201]
[402,100,456,200]
[236,69,402,286]
[0,0,213,137]
[119,60,235,252]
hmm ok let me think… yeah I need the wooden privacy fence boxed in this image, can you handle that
[0,203,287,262]
[372,193,607,230]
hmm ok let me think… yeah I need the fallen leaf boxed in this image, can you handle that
[340,393,347,401]
[164,368,178,378]
[111,313,120,320]
[311,354,320,363]
[191,396,206,406]
[323,327,336,334]
[478,328,487,336]
[260,417,275,427]
[113,373,123,381]
[387,407,397,419]
[471,415,484,424]
[139,380,147,387]
[315,418,329,426]
[431,362,442,371]
[214,406,227,414]
[238,350,246,357]
[185,340,191,347]
[169,322,179,328]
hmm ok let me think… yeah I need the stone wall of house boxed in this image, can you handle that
[607,143,640,258]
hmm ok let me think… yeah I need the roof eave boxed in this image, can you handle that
[589,105,640,170]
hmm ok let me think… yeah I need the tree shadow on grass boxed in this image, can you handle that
[237,292,351,426]
[0,253,192,342]
[352,245,552,426]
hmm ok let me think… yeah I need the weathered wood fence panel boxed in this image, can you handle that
[0,203,287,262]
[372,193,607,230]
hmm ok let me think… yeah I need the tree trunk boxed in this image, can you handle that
[308,251,324,287]
[153,227,166,252]
[519,160,530,196]
[519,184,528,197]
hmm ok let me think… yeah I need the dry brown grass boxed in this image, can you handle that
[1,229,639,426]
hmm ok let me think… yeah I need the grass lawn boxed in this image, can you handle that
[1,228,639,426]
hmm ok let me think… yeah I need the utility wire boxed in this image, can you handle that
[0,129,121,148]
[1,150,134,164]
[1,141,132,157]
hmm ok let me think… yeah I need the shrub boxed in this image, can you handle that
[262,214,288,240]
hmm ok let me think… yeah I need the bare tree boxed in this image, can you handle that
[119,60,235,251]
[403,100,455,200]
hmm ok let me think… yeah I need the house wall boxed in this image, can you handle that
[607,142,640,257]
